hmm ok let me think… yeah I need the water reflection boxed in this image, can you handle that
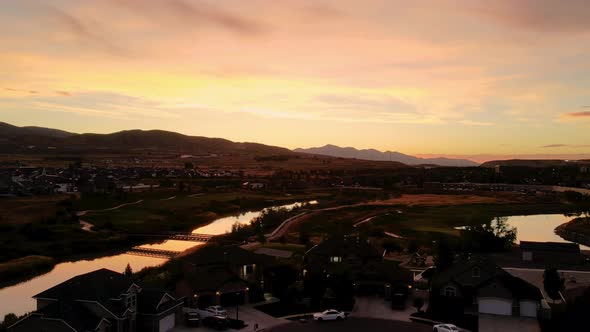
[192,201,317,234]
[505,214,590,250]
[0,200,317,318]
[0,253,166,318]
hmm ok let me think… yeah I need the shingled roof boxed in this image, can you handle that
[33,268,138,317]
[520,241,580,253]
[433,256,542,301]
[182,244,272,267]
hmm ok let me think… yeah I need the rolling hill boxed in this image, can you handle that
[294,144,479,167]
[0,122,293,156]
[480,159,590,168]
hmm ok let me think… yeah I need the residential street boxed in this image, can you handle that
[265,317,432,332]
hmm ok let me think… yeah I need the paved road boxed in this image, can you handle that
[265,317,431,332]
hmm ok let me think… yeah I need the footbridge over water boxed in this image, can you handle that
[129,232,217,243]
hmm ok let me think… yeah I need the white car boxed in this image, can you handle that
[433,323,460,332]
[313,309,346,321]
[205,305,227,317]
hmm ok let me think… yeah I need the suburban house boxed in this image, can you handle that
[520,241,584,265]
[175,245,273,308]
[303,236,413,298]
[430,256,542,319]
[9,268,184,332]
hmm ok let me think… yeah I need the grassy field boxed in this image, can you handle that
[293,194,590,244]
[0,189,332,264]
[0,195,71,225]
[0,255,56,287]
[81,190,330,233]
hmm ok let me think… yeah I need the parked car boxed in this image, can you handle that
[433,323,459,332]
[313,309,347,321]
[202,315,229,330]
[205,305,228,317]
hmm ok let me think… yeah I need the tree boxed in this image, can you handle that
[462,217,517,253]
[1,313,18,329]
[124,263,133,277]
[434,238,455,271]
[543,267,565,302]
[412,297,425,313]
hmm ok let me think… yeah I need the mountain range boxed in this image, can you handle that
[0,122,292,156]
[294,144,479,167]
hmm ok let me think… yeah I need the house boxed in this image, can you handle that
[303,236,413,297]
[9,269,184,332]
[520,241,584,265]
[176,245,273,308]
[430,256,542,319]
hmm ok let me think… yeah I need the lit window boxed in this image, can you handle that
[330,256,342,263]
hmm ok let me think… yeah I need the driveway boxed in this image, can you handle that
[479,314,540,332]
[172,305,286,332]
[351,293,425,322]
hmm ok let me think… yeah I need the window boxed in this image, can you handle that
[472,267,480,278]
[444,286,457,297]
[330,256,342,263]
[126,294,137,308]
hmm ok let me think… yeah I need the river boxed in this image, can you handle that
[0,200,316,318]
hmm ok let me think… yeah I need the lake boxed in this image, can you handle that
[0,200,316,318]
[504,214,589,250]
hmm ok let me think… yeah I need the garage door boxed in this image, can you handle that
[519,300,537,317]
[478,298,512,316]
[159,314,175,332]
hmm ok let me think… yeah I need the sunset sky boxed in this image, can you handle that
[1,0,589,161]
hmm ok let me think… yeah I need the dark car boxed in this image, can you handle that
[185,312,200,327]
[202,315,229,330]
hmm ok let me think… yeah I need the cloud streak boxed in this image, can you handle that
[114,0,266,36]
[564,111,590,117]
[542,144,590,148]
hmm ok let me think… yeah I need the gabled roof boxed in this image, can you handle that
[33,268,139,318]
[8,314,77,332]
[305,236,381,259]
[186,265,248,293]
[36,301,105,332]
[137,288,183,315]
[182,244,271,267]
[520,241,580,253]
[433,256,503,288]
[478,273,542,300]
[433,256,542,300]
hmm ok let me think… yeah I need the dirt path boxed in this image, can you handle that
[76,199,144,216]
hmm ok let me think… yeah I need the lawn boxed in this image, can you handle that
[294,194,590,241]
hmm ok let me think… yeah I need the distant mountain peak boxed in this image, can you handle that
[294,144,479,167]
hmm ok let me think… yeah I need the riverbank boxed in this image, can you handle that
[0,256,56,288]
[555,217,590,248]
